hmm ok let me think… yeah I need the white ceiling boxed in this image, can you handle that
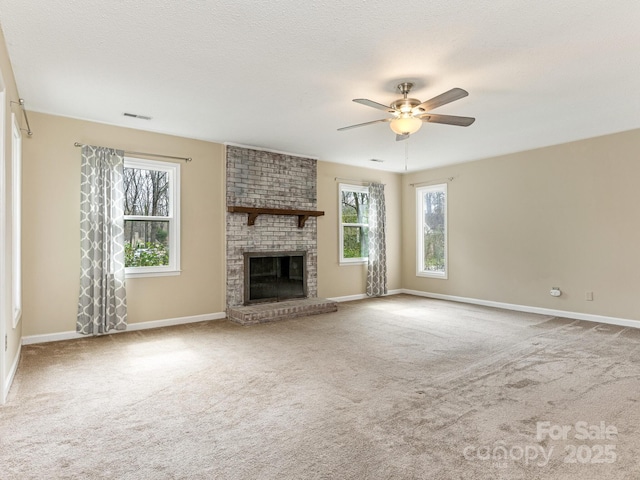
[1,0,639,172]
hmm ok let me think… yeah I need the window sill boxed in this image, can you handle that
[126,270,182,279]
[340,259,368,266]
[416,271,448,279]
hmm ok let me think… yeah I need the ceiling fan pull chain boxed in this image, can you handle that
[405,140,409,171]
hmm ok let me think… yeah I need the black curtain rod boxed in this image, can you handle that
[74,142,192,162]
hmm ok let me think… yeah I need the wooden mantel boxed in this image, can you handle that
[227,206,325,228]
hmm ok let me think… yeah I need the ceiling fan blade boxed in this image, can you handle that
[416,88,469,112]
[337,118,392,131]
[419,113,475,127]
[396,134,409,142]
[353,98,396,114]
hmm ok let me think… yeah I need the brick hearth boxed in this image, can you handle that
[228,298,338,326]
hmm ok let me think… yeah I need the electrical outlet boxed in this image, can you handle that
[586,291,594,301]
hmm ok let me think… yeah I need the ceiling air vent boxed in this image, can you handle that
[123,112,152,120]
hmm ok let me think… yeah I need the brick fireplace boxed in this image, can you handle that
[225,145,322,314]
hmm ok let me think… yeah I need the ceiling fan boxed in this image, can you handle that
[338,82,475,141]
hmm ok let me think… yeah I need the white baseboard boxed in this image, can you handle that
[126,312,227,331]
[401,289,640,329]
[328,289,403,303]
[3,342,21,402]
[22,312,227,345]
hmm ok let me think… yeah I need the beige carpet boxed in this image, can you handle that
[2,295,639,479]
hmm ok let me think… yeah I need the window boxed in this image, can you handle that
[339,184,369,264]
[11,113,21,327]
[123,157,180,277]
[417,183,447,278]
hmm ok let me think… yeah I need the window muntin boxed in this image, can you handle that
[339,184,369,263]
[417,183,447,278]
[124,157,180,277]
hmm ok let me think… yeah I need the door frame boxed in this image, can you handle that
[0,71,7,404]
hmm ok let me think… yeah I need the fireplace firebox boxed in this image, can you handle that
[244,251,307,305]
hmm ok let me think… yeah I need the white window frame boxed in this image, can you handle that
[339,183,369,265]
[416,183,448,279]
[124,157,180,278]
[11,113,21,327]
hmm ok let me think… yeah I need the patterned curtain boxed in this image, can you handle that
[77,145,127,335]
[366,183,387,297]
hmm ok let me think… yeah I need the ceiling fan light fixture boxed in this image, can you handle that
[339,84,474,137]
[390,115,422,135]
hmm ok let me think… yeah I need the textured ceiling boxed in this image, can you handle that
[1,0,639,172]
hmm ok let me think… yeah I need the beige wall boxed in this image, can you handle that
[317,161,402,298]
[402,129,640,321]
[13,112,640,342]
[21,125,405,336]
[22,112,226,336]
[16,110,640,340]
[0,25,23,398]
